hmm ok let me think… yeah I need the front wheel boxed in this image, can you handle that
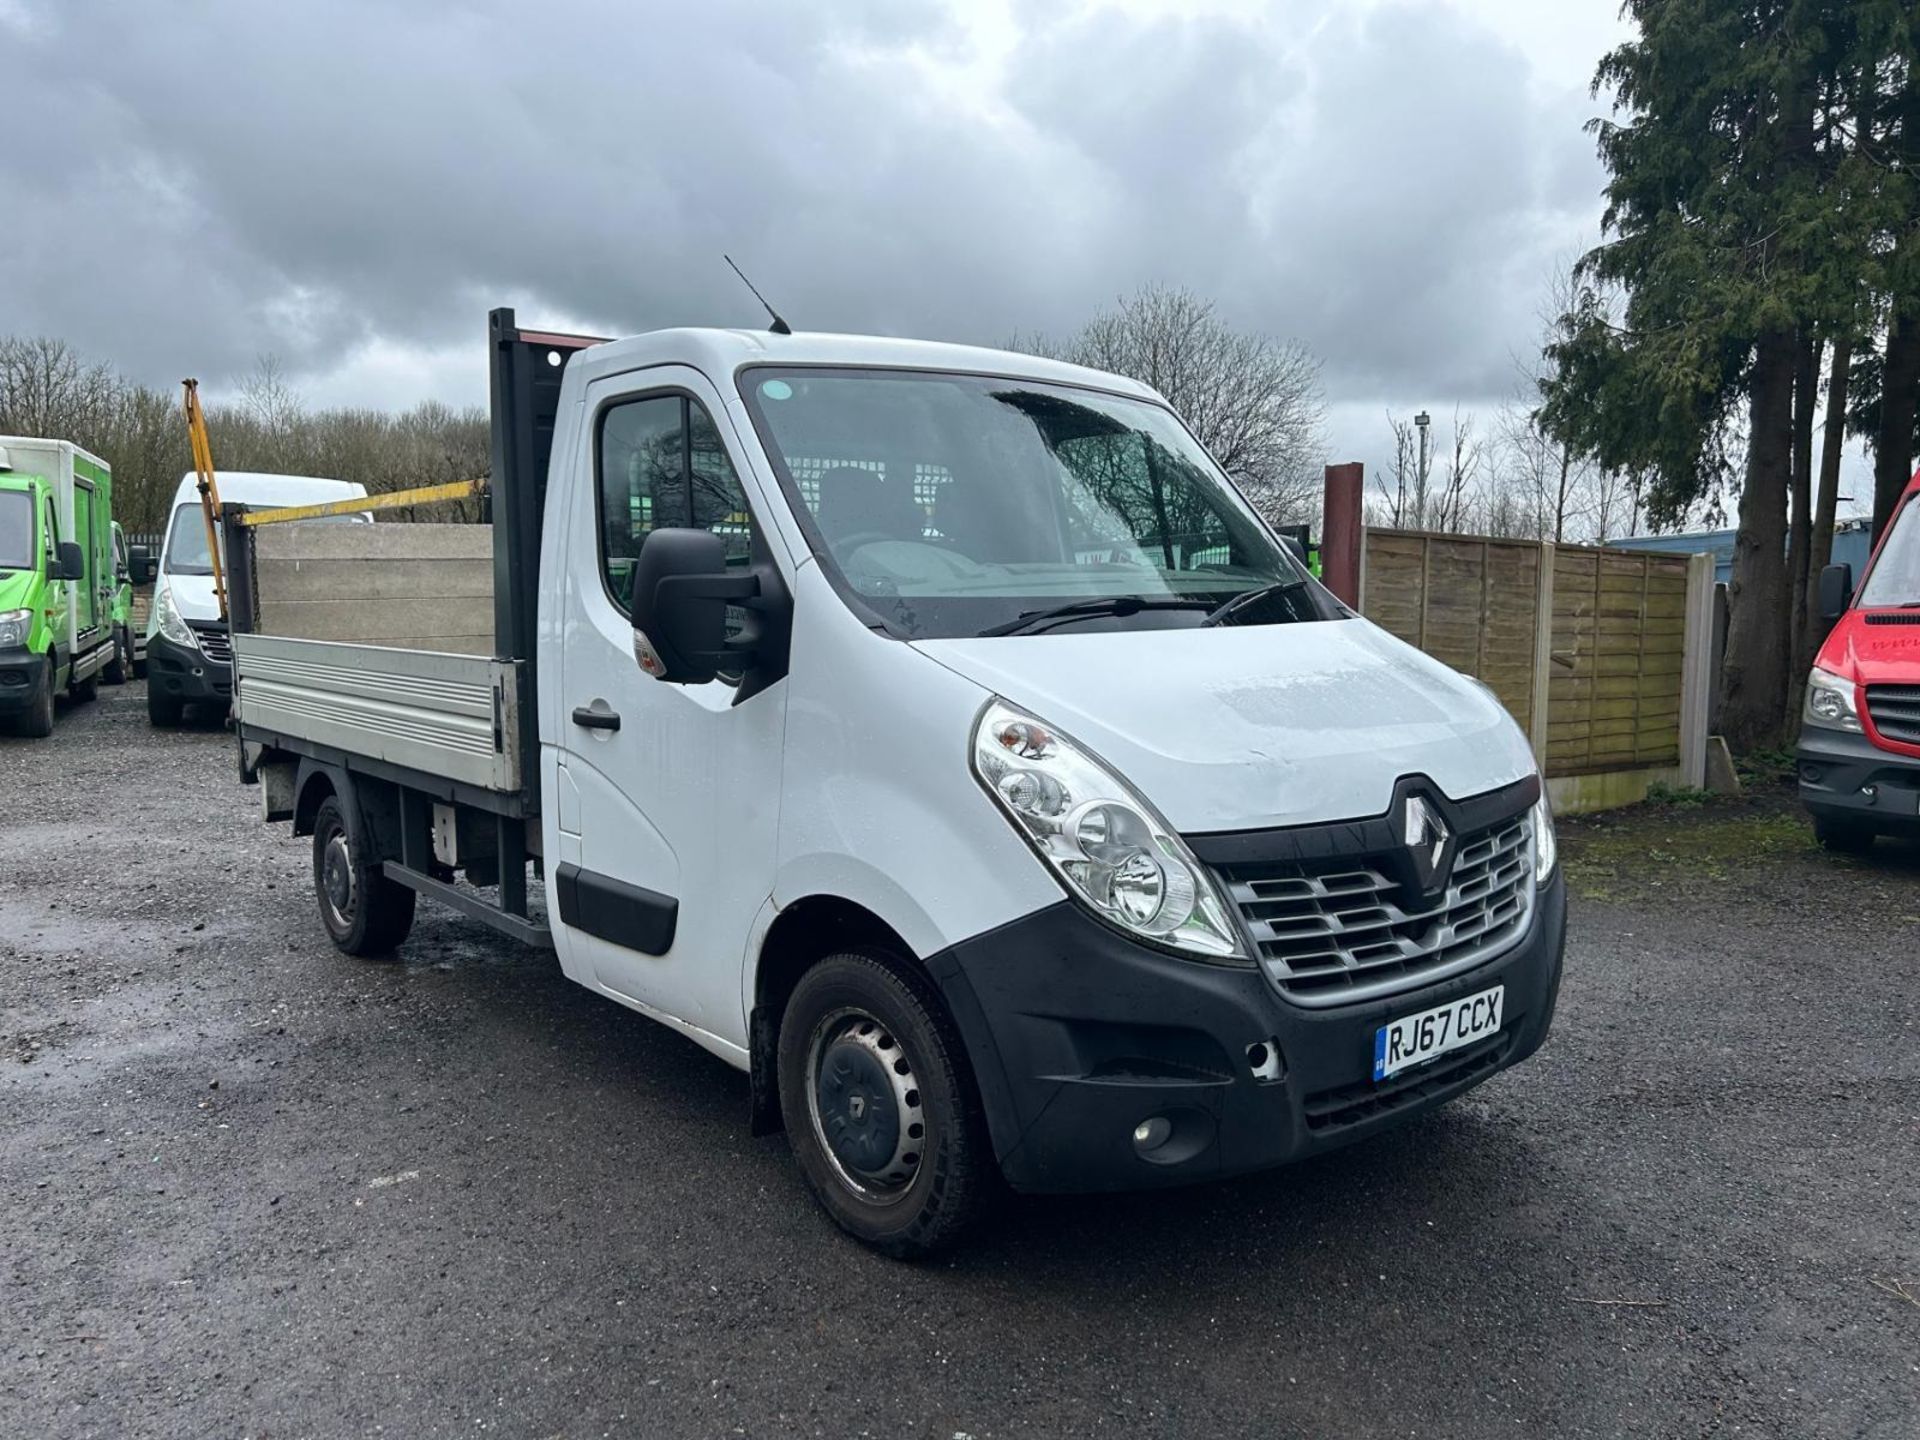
[16,659,55,738]
[311,795,416,956]
[1814,816,1876,855]
[777,951,990,1258]
[147,685,183,727]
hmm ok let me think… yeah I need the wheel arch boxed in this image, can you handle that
[747,894,923,1137]
[292,760,405,857]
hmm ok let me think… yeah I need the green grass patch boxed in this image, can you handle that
[1562,807,1816,902]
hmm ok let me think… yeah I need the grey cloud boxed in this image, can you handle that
[2,0,1604,431]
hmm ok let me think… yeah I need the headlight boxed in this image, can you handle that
[971,699,1244,960]
[152,583,194,646]
[1530,792,1556,884]
[0,607,30,648]
[1803,665,1861,732]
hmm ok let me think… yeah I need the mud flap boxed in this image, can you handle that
[748,1004,783,1137]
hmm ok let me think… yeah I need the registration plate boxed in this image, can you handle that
[1372,984,1504,1081]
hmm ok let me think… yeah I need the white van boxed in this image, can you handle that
[145,472,370,725]
[228,311,1567,1255]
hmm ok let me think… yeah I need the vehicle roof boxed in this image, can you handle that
[168,472,368,507]
[569,328,1163,402]
[0,434,112,474]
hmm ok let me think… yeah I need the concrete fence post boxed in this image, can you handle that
[1322,462,1364,607]
[1529,540,1556,769]
[1678,550,1716,789]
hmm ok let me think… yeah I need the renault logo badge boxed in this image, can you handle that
[1403,795,1450,881]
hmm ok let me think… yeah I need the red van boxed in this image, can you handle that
[1799,467,1920,850]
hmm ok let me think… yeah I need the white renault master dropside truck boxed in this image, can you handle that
[228,311,1566,1256]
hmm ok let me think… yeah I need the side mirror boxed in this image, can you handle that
[627,528,758,685]
[128,546,155,586]
[1281,535,1307,563]
[1818,563,1853,622]
[54,540,84,581]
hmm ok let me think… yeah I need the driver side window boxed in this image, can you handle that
[596,392,754,615]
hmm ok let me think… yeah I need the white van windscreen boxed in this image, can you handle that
[741,367,1320,639]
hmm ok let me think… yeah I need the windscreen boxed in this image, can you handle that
[741,367,1318,639]
[0,490,32,571]
[164,497,369,574]
[1859,497,1920,608]
[164,503,216,575]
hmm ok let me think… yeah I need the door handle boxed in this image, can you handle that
[571,704,621,732]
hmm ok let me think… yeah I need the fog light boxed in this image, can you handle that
[1132,1116,1172,1153]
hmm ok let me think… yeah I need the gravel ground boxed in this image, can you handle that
[2,680,1917,1439]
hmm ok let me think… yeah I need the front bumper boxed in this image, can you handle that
[1797,728,1920,834]
[0,642,46,714]
[147,630,231,705]
[930,872,1567,1194]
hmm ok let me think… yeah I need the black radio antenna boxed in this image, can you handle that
[724,255,792,335]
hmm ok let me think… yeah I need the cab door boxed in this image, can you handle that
[42,493,71,650]
[552,367,787,1049]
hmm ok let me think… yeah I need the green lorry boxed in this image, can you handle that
[0,437,121,737]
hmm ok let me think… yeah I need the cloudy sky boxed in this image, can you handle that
[1,0,1631,474]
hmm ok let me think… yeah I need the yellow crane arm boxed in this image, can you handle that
[181,379,229,621]
[237,478,488,527]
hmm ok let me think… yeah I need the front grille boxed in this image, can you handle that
[1303,1029,1513,1132]
[1863,613,1920,625]
[1867,684,1920,745]
[1215,815,1534,1007]
[190,624,233,665]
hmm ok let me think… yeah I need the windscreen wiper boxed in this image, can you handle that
[978,595,1212,637]
[1200,578,1309,628]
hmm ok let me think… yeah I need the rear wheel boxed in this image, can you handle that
[70,664,98,703]
[147,685,183,727]
[103,628,130,685]
[777,951,990,1258]
[1814,816,1876,855]
[17,659,55,738]
[311,795,415,956]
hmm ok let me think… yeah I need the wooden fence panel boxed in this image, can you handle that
[1545,545,1690,775]
[1360,530,1542,735]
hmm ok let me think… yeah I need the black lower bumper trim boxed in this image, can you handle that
[0,642,46,712]
[927,874,1567,1195]
[1797,730,1920,835]
[146,631,231,703]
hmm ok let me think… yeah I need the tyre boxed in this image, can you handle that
[71,664,98,703]
[777,951,990,1258]
[311,795,416,956]
[16,659,55,738]
[103,628,130,685]
[1814,816,1875,855]
[147,685,184,727]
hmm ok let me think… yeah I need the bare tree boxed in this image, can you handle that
[1016,285,1327,525]
[1372,408,1481,533]
[0,336,120,439]
[1375,413,1420,527]
[240,353,303,438]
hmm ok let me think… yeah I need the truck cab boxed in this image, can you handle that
[234,312,1567,1255]
[146,471,370,725]
[0,437,114,737]
[1799,468,1920,849]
